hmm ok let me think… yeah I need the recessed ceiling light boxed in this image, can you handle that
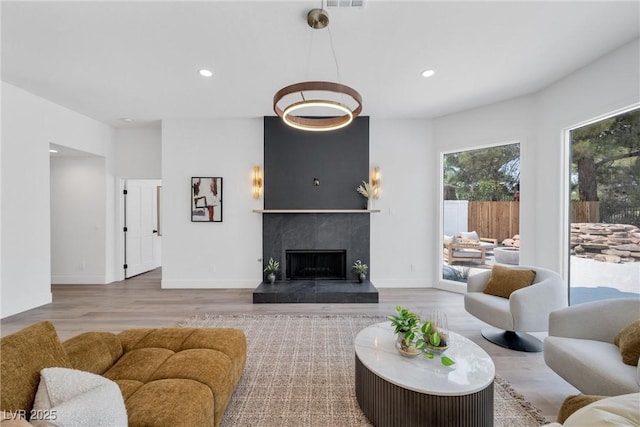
[49,149,58,153]
[199,69,213,77]
[421,69,436,78]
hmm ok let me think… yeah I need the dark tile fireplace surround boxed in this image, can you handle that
[253,116,378,304]
[253,213,378,303]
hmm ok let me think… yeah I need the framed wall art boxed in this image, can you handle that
[191,177,223,222]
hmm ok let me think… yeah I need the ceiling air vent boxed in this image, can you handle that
[326,0,366,8]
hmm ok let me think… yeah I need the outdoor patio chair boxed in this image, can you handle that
[456,231,498,252]
[443,231,497,265]
[444,240,486,265]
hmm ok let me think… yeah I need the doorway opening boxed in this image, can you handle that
[123,179,162,278]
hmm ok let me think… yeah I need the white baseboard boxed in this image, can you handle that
[161,279,254,289]
[370,279,432,288]
[162,279,438,289]
[1,291,52,319]
[51,275,106,285]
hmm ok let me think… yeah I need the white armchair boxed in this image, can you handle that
[464,265,566,352]
[544,298,640,396]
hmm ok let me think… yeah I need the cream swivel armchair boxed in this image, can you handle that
[544,298,640,396]
[464,265,566,352]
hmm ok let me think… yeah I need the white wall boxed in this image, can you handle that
[1,83,52,317]
[433,38,640,290]
[161,119,263,288]
[535,38,640,278]
[1,82,115,318]
[115,127,162,179]
[0,83,3,319]
[370,119,435,286]
[51,156,107,284]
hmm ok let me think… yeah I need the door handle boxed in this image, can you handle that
[153,230,158,233]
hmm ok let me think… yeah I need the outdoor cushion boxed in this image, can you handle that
[451,248,483,258]
[458,231,480,241]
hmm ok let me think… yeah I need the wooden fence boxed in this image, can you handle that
[468,202,519,243]
[467,201,602,243]
[571,201,600,223]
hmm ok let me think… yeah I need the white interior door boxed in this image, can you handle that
[125,179,161,278]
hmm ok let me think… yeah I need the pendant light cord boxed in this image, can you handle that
[328,26,342,84]
[328,26,347,105]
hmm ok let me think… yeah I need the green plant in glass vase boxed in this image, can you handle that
[416,319,456,367]
[387,305,421,356]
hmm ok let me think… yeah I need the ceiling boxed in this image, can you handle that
[2,1,639,129]
[49,143,98,157]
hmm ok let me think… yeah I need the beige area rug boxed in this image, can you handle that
[179,314,549,427]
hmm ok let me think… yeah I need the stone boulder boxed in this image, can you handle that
[571,223,640,263]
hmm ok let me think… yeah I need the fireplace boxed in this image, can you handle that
[255,212,377,303]
[286,250,346,280]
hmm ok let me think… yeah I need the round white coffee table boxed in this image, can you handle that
[354,322,495,427]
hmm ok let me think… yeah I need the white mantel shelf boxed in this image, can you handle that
[253,209,380,213]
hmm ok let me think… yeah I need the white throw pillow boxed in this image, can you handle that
[31,367,127,427]
[563,393,640,427]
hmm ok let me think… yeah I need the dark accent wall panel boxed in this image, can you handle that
[264,116,370,210]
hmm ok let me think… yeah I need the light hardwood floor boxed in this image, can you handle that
[1,268,579,422]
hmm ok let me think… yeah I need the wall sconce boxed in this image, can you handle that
[371,166,381,199]
[252,166,263,199]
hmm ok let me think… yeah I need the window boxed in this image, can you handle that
[568,107,640,304]
[441,143,520,284]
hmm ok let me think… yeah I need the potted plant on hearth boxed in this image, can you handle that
[352,259,368,283]
[264,257,279,284]
[387,305,421,357]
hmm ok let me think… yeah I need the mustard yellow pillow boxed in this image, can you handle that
[482,265,536,299]
[557,395,607,423]
[614,319,640,366]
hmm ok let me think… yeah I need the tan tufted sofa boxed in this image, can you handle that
[1,321,246,427]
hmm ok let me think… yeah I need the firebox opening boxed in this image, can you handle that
[286,250,347,280]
